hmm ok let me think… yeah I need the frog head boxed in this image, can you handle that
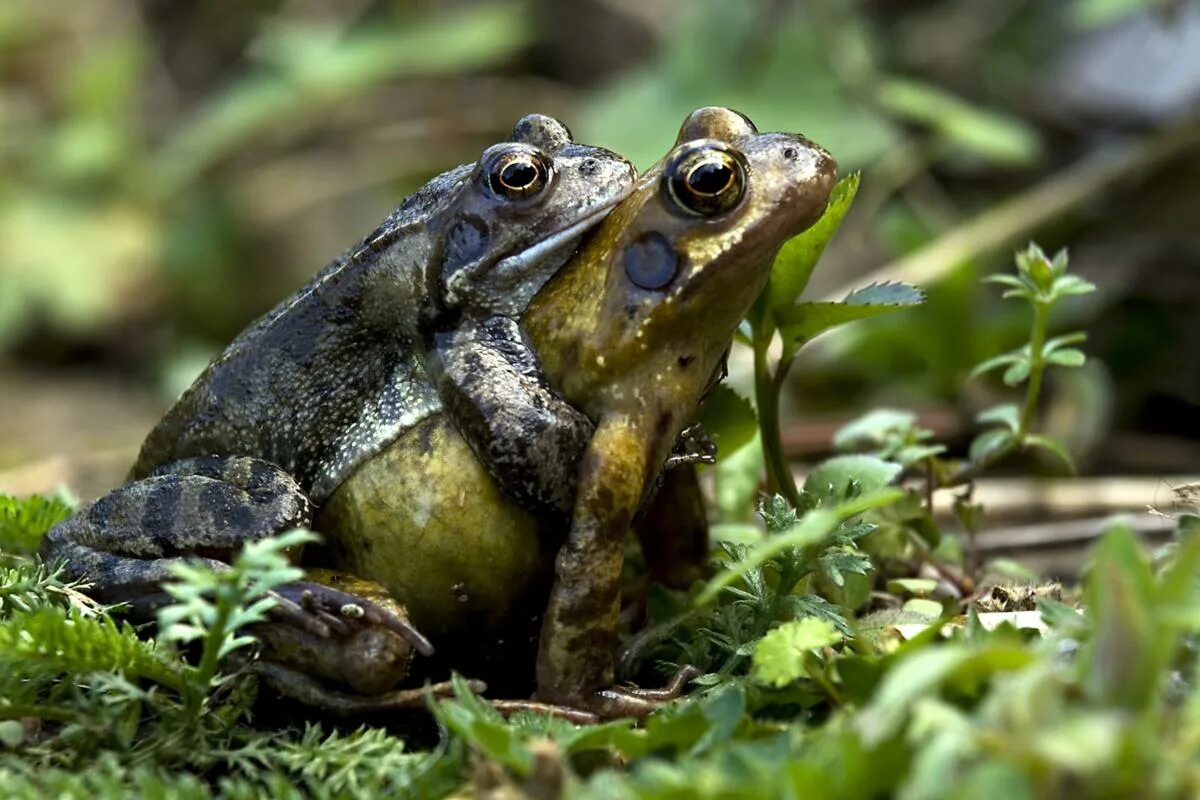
[526,106,837,428]
[428,114,636,321]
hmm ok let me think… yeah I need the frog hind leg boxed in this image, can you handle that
[251,661,482,715]
[40,455,311,599]
[39,455,431,652]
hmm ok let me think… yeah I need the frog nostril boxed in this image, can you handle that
[580,158,598,175]
[783,147,798,160]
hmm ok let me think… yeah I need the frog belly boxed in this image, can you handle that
[312,414,557,684]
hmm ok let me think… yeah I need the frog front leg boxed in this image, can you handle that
[435,317,593,517]
[40,455,431,690]
[534,416,699,717]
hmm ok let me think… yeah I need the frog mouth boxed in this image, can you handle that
[493,199,624,276]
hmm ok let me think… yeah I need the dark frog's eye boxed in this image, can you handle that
[484,148,551,201]
[663,143,746,217]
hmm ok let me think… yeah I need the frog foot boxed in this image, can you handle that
[663,423,716,470]
[253,661,484,715]
[254,582,434,696]
[536,665,702,721]
[273,580,434,656]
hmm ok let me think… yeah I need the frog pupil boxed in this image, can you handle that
[501,160,538,189]
[687,160,733,196]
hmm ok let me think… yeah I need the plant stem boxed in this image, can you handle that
[1017,300,1050,439]
[189,597,233,713]
[754,337,801,507]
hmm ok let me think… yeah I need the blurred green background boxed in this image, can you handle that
[1,0,1198,498]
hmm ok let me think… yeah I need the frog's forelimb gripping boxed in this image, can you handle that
[434,317,594,518]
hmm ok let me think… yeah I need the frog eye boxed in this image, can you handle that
[663,144,746,217]
[485,150,551,201]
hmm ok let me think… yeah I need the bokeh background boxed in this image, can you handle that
[1,0,1198,522]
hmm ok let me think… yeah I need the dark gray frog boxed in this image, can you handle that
[40,115,635,706]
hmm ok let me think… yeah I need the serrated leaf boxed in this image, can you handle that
[763,173,860,315]
[776,282,924,352]
[790,594,853,636]
[842,281,926,307]
[751,618,842,687]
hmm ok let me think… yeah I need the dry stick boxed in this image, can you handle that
[820,115,1200,304]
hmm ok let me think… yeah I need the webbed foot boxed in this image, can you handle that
[535,665,701,720]
[255,576,433,696]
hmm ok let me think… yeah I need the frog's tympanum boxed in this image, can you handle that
[39,115,636,705]
[319,107,837,718]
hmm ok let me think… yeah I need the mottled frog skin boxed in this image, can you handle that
[39,115,635,702]
[320,107,837,717]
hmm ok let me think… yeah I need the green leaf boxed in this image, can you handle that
[1002,359,1032,386]
[876,78,1042,165]
[752,618,842,687]
[1082,522,1160,709]
[0,494,74,556]
[1037,597,1087,633]
[887,578,939,596]
[976,403,1020,433]
[833,408,918,451]
[1050,274,1096,298]
[968,350,1024,380]
[1042,331,1087,356]
[842,281,927,307]
[969,428,1015,462]
[1044,348,1086,368]
[700,384,758,458]
[697,488,903,605]
[763,173,860,316]
[803,455,903,507]
[776,281,925,351]
[902,598,946,619]
[1024,434,1076,473]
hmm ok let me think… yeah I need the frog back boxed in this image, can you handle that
[131,167,473,501]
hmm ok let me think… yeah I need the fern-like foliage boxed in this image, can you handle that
[0,561,93,618]
[0,607,187,698]
[0,494,73,557]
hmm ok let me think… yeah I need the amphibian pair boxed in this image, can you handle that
[42,108,836,720]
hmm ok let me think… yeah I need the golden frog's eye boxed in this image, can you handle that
[485,150,551,201]
[664,144,746,217]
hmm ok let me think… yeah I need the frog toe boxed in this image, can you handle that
[253,662,482,715]
[274,580,434,656]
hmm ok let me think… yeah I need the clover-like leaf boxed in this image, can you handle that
[751,617,842,688]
